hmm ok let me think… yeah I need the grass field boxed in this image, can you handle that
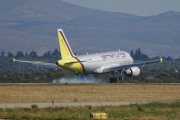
[0,84,179,102]
[0,84,180,119]
[0,101,179,119]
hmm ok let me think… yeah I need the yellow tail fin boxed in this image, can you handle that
[57,29,75,59]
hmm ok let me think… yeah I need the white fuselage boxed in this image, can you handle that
[76,51,133,74]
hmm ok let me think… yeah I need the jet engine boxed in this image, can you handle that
[124,66,140,77]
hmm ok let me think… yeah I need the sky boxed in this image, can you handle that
[62,0,180,16]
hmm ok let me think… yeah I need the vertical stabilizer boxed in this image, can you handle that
[57,29,75,59]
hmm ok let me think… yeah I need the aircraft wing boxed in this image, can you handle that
[103,58,163,73]
[13,58,59,68]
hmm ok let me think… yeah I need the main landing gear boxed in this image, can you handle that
[109,72,118,83]
[110,77,117,83]
[109,71,124,83]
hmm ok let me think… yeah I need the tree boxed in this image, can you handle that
[52,49,60,56]
[25,52,28,57]
[15,51,24,58]
[8,51,14,57]
[166,56,172,61]
[130,50,134,58]
[131,48,150,60]
[0,50,5,57]
[43,51,51,58]
[29,51,38,58]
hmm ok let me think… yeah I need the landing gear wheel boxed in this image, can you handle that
[114,78,117,83]
[109,77,117,83]
[119,77,124,80]
[110,78,114,83]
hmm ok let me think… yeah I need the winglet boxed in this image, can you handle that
[160,58,163,63]
[13,58,16,62]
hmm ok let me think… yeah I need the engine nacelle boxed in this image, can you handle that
[124,66,140,77]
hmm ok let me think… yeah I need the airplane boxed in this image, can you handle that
[13,29,163,83]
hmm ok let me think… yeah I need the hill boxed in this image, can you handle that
[0,0,180,57]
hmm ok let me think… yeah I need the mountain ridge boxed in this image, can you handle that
[0,0,180,57]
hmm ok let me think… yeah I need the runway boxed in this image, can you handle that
[0,101,146,108]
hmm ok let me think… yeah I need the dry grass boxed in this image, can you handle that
[0,84,179,102]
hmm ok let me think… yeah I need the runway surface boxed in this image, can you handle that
[0,101,146,108]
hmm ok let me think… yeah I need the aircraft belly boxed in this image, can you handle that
[83,62,101,74]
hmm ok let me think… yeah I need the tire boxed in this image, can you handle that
[110,78,117,83]
[114,78,117,83]
[110,78,114,83]
[119,77,124,80]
